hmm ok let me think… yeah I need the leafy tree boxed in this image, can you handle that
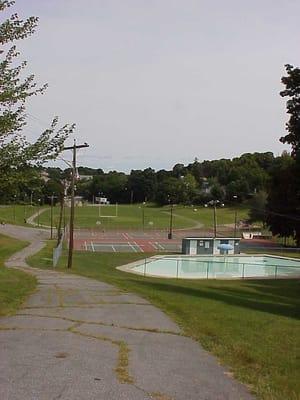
[266,155,299,243]
[127,168,157,202]
[279,64,300,161]
[248,190,268,225]
[226,179,250,201]
[210,181,225,201]
[266,64,300,245]
[0,1,74,181]
[172,163,185,178]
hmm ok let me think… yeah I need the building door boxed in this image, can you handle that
[189,240,197,255]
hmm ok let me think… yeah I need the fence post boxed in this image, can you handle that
[275,266,278,279]
[176,259,179,279]
[206,262,209,279]
[144,257,147,277]
[242,263,245,279]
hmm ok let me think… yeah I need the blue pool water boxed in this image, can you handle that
[131,255,300,279]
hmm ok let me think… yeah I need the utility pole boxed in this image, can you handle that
[63,140,89,269]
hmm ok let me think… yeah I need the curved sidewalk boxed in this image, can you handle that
[0,224,254,400]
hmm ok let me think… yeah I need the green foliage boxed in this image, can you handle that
[30,151,287,208]
[267,155,300,244]
[266,65,300,245]
[248,191,268,224]
[0,233,36,316]
[0,0,75,175]
[280,64,300,161]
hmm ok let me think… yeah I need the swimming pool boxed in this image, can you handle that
[125,255,300,279]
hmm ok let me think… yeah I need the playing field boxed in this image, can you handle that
[0,205,41,226]
[37,203,249,231]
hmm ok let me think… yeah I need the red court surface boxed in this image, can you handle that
[72,229,208,253]
[72,228,293,254]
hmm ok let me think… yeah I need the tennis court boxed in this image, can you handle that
[72,228,204,253]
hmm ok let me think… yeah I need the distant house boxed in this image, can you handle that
[95,196,110,205]
[40,171,50,183]
[201,178,211,194]
[65,196,84,207]
[78,174,93,181]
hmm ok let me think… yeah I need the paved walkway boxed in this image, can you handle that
[0,225,254,399]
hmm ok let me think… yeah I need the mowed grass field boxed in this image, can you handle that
[0,204,42,226]
[36,203,249,231]
[28,243,300,400]
[0,234,36,316]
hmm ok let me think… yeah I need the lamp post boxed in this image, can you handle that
[13,194,17,222]
[207,200,224,238]
[37,198,41,227]
[98,192,103,217]
[24,193,27,222]
[213,201,217,238]
[169,203,174,239]
[142,201,146,230]
[167,196,174,239]
[48,193,57,240]
[233,195,238,237]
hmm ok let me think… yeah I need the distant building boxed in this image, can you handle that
[65,196,84,207]
[78,175,93,181]
[40,171,50,183]
[201,178,211,194]
[182,237,240,255]
[95,196,110,205]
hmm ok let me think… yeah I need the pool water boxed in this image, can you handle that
[132,255,300,279]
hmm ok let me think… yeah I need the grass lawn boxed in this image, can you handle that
[28,243,300,400]
[0,234,36,316]
[0,204,42,226]
[36,203,249,231]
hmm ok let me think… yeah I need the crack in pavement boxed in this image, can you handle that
[13,313,183,336]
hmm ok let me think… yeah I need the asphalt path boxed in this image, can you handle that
[0,224,254,400]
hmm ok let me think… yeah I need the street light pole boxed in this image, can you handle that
[233,195,238,238]
[63,140,89,269]
[13,194,16,222]
[213,203,217,238]
[50,194,54,240]
[168,202,174,239]
[37,199,41,227]
[142,201,145,230]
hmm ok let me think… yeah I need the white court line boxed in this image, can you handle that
[128,241,138,252]
[111,245,117,252]
[134,241,144,252]
[93,243,134,247]
[90,241,95,252]
[156,241,165,250]
[84,241,88,251]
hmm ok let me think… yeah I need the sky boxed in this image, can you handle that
[12,0,300,172]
